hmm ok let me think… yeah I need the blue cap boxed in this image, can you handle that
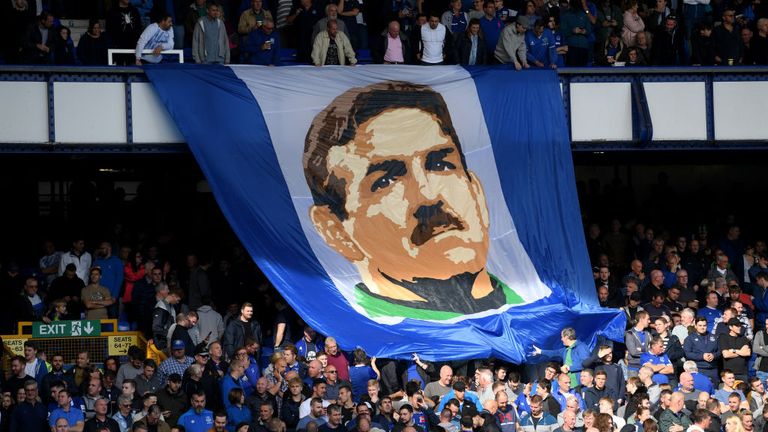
[171,340,185,350]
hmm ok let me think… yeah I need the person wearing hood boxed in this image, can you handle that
[152,285,183,351]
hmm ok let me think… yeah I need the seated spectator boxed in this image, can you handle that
[53,26,77,65]
[49,388,85,431]
[597,30,625,65]
[43,299,76,323]
[525,18,557,68]
[243,19,281,65]
[192,2,230,65]
[23,11,56,64]
[494,17,529,69]
[753,18,768,65]
[10,380,47,432]
[311,19,356,66]
[372,21,412,64]
[135,12,175,65]
[442,0,470,35]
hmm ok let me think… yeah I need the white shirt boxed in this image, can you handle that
[25,358,39,378]
[420,24,446,64]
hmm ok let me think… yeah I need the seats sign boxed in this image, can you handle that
[32,320,101,338]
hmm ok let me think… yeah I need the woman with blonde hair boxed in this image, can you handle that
[725,416,747,432]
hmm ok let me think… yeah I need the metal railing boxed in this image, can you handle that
[107,49,185,66]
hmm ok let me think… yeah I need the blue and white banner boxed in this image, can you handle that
[145,64,624,362]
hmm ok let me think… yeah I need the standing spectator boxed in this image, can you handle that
[156,373,188,426]
[152,287,182,351]
[479,0,504,59]
[178,391,214,432]
[94,242,124,318]
[53,26,77,65]
[416,13,452,64]
[16,277,45,322]
[719,318,751,381]
[196,298,224,345]
[454,18,487,65]
[106,0,143,65]
[59,238,92,285]
[651,15,685,65]
[116,346,145,388]
[338,0,362,49]
[159,341,195,383]
[77,19,109,66]
[597,30,625,65]
[9,380,47,432]
[192,3,230,65]
[135,12,175,65]
[184,0,208,47]
[713,9,741,65]
[223,302,263,360]
[621,0,644,47]
[534,328,591,387]
[82,267,116,321]
[123,251,146,326]
[39,240,63,288]
[625,311,652,378]
[238,0,274,36]
[23,11,56,64]
[288,0,320,63]
[442,0,470,35]
[560,0,592,66]
[311,19,357,65]
[324,337,350,382]
[49,389,86,432]
[595,0,622,48]
[372,20,413,64]
[83,398,121,432]
[683,317,721,385]
[526,18,558,68]
[312,5,349,45]
[752,18,768,65]
[494,16,529,68]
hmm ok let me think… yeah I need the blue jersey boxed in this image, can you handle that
[178,408,215,432]
[639,352,672,384]
[699,307,722,332]
[525,29,557,66]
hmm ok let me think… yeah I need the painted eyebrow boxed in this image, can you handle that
[425,147,455,165]
[365,159,406,177]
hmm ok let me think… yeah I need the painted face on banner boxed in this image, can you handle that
[305,82,513,318]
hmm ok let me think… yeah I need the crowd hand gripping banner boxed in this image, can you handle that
[145,64,625,362]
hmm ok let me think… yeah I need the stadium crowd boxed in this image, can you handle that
[0,186,767,432]
[1,0,767,67]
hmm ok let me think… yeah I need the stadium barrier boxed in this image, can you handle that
[1,319,167,375]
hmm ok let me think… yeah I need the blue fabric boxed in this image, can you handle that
[539,340,591,373]
[144,64,624,362]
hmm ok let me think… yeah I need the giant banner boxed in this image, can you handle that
[145,65,625,362]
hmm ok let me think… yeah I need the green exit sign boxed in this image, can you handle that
[32,320,101,338]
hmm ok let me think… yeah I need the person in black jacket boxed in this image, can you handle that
[691,21,716,65]
[455,18,487,65]
[223,302,263,360]
[651,15,685,65]
[77,19,109,65]
[22,11,56,64]
[372,21,414,64]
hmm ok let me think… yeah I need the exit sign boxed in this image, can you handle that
[32,320,101,338]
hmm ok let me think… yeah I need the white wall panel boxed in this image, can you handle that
[54,82,126,143]
[131,82,184,144]
[570,82,632,141]
[644,82,707,141]
[714,81,768,141]
[0,82,49,143]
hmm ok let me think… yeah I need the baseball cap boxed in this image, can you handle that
[194,343,209,356]
[171,340,185,350]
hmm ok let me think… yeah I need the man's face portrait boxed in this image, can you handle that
[304,82,517,318]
